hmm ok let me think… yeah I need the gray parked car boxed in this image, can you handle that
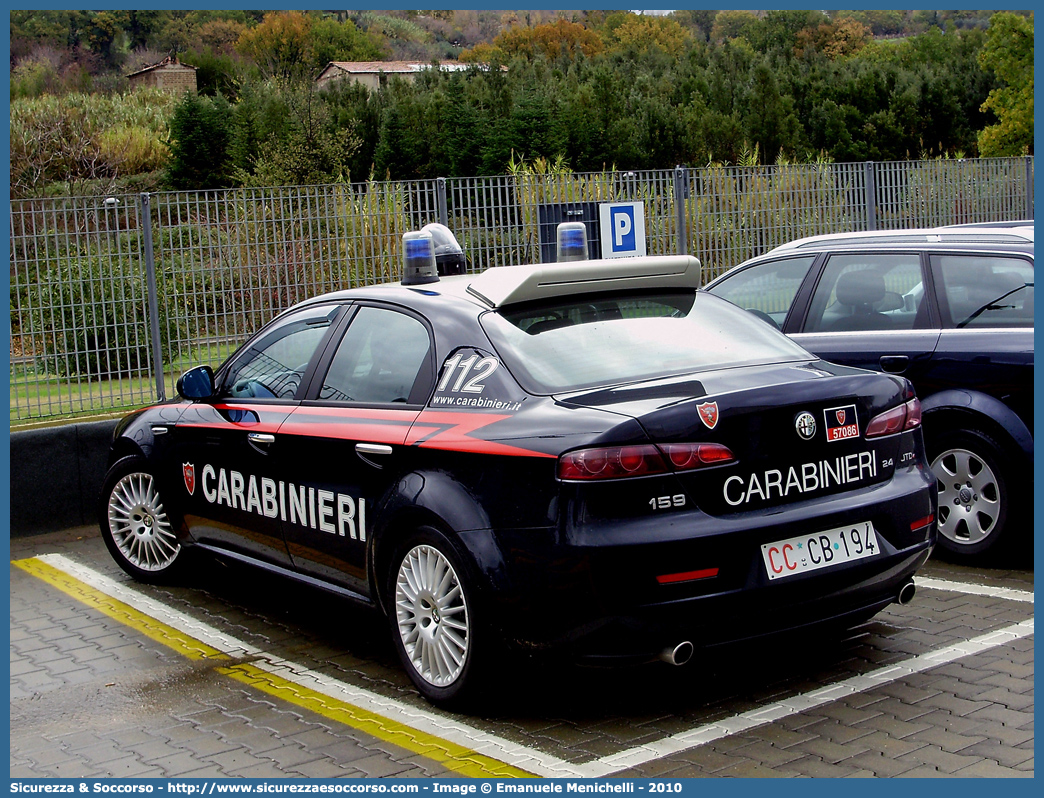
[705,227,1033,563]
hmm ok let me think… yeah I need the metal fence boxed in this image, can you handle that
[9,156,1034,425]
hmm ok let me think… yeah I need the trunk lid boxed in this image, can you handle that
[557,360,913,515]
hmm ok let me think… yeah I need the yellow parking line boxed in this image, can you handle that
[13,557,227,661]
[13,557,534,779]
[222,661,530,777]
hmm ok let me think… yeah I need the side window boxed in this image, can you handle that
[804,254,926,333]
[320,306,431,404]
[706,256,815,329]
[222,305,340,399]
[932,255,1034,329]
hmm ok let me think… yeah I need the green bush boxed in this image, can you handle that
[164,92,235,190]
[29,257,186,381]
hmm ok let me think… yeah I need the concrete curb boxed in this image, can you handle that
[10,419,118,537]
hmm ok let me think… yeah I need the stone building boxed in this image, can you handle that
[315,61,473,91]
[127,55,197,93]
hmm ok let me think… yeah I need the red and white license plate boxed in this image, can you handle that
[761,521,879,581]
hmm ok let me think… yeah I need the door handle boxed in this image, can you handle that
[879,355,910,374]
[356,443,393,456]
[247,432,276,445]
[356,443,393,468]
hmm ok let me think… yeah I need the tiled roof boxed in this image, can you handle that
[319,60,472,76]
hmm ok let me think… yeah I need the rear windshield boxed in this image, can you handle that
[480,290,813,394]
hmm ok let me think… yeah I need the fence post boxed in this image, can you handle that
[674,166,689,256]
[437,178,449,227]
[139,192,166,402]
[1025,156,1034,220]
[864,161,877,231]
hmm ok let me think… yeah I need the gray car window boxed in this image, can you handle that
[804,254,925,333]
[320,306,431,404]
[706,256,815,329]
[222,305,340,400]
[932,254,1034,329]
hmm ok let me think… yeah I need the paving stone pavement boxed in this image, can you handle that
[9,527,1034,779]
[10,560,450,778]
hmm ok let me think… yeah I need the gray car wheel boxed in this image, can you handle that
[385,526,490,707]
[928,429,1012,560]
[100,457,184,582]
[394,543,471,688]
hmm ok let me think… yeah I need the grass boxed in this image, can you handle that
[10,342,236,428]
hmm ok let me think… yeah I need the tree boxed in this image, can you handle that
[835,10,905,37]
[235,11,313,81]
[461,19,603,63]
[183,47,242,98]
[121,11,169,51]
[670,9,716,42]
[156,16,196,55]
[977,12,1033,156]
[307,17,385,73]
[81,11,122,67]
[742,61,801,161]
[164,93,234,189]
[710,10,759,43]
[604,14,690,58]
[197,19,248,53]
[753,10,827,54]
[231,80,360,186]
[794,18,871,60]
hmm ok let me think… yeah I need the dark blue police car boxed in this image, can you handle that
[101,240,937,706]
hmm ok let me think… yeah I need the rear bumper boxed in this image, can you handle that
[481,463,936,659]
[565,543,931,663]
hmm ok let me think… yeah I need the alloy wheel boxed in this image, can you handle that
[394,544,470,687]
[932,447,1001,547]
[106,472,180,572]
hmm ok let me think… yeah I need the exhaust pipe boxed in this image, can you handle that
[659,641,694,666]
[896,580,916,606]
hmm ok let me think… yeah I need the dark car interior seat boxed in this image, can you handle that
[526,316,575,335]
[827,270,893,332]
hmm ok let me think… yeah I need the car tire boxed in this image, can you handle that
[927,428,1014,560]
[99,456,185,583]
[385,526,489,708]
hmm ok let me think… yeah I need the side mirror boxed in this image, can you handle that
[176,365,215,400]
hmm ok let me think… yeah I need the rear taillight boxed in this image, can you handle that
[661,443,737,469]
[558,445,667,480]
[557,442,736,481]
[865,398,922,439]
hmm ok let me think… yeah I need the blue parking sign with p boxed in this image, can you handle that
[611,206,635,252]
[599,202,647,258]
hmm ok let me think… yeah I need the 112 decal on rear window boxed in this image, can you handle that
[437,352,500,394]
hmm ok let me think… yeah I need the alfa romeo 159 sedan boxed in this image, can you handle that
[100,251,937,706]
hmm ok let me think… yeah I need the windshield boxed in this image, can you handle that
[480,290,814,394]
